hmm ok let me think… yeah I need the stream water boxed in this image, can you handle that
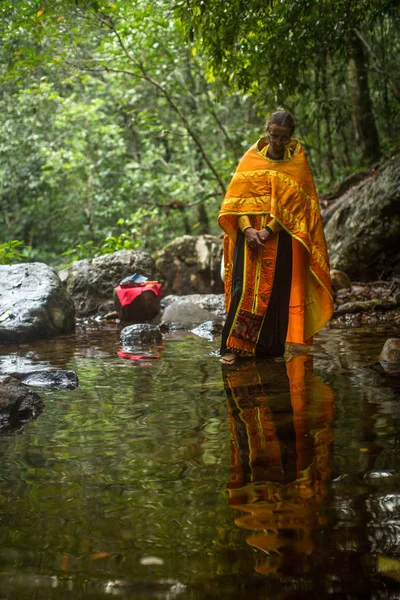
[0,322,399,599]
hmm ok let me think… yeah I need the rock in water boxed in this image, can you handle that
[162,294,225,317]
[0,263,75,344]
[379,338,400,374]
[20,370,79,390]
[120,324,162,346]
[160,302,215,330]
[191,320,223,341]
[0,376,44,433]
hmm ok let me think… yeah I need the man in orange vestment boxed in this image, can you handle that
[219,110,333,364]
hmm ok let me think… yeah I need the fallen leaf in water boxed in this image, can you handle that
[91,552,111,560]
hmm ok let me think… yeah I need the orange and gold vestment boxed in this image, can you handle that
[218,137,333,355]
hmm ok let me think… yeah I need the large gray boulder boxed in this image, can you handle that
[0,263,75,344]
[154,235,224,296]
[58,250,158,317]
[324,155,400,280]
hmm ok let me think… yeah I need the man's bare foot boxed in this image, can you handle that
[220,353,237,365]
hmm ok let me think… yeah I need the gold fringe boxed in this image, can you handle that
[226,338,256,356]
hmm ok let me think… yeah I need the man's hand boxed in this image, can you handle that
[257,228,271,244]
[244,227,264,250]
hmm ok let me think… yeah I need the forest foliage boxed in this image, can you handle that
[0,0,399,265]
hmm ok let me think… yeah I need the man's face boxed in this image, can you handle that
[267,123,292,156]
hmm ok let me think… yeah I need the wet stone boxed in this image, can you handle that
[0,355,79,390]
[191,320,224,341]
[19,370,79,390]
[380,338,400,374]
[0,262,75,344]
[160,301,215,331]
[162,293,225,317]
[0,376,44,434]
[120,323,162,346]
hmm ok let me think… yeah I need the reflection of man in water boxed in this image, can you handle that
[223,355,335,576]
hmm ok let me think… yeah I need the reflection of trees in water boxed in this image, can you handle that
[223,355,335,576]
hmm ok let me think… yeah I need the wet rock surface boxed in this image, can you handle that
[0,376,44,433]
[0,263,75,344]
[59,250,157,317]
[19,370,78,390]
[324,154,400,280]
[191,320,224,341]
[120,323,162,346]
[162,294,225,317]
[0,355,79,390]
[154,235,223,296]
[379,338,400,374]
[160,302,217,331]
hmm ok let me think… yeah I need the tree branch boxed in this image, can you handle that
[355,28,400,103]
[98,16,227,196]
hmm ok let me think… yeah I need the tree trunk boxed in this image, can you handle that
[321,60,335,183]
[347,34,380,165]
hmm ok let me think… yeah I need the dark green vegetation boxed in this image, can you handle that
[0,0,399,264]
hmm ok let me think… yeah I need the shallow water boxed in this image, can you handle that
[0,322,399,599]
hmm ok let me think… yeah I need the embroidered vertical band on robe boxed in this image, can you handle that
[219,137,333,355]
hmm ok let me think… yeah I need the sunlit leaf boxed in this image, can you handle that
[91,552,111,560]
